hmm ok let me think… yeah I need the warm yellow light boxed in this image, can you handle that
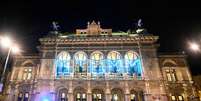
[0,36,12,48]
[114,94,118,100]
[190,42,200,51]
[12,45,20,54]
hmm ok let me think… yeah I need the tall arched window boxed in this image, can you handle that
[74,51,88,73]
[107,51,123,74]
[90,51,105,75]
[125,51,142,76]
[56,51,71,76]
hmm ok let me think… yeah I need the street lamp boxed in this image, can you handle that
[0,36,20,92]
[189,42,200,52]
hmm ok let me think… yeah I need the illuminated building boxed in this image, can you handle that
[6,21,196,101]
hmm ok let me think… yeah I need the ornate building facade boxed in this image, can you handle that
[6,21,196,101]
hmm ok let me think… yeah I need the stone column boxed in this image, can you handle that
[105,93,112,101]
[143,93,151,101]
[124,82,130,101]
[87,93,92,101]
[105,82,111,101]
[68,81,73,101]
[68,93,73,101]
[125,94,130,101]
[10,85,18,101]
[87,81,92,101]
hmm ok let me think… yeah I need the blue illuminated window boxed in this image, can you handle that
[107,51,123,73]
[56,51,71,76]
[74,51,88,73]
[125,51,142,76]
[90,51,105,75]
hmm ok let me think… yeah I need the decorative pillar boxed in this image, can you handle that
[5,85,13,101]
[68,93,73,101]
[87,93,92,101]
[105,93,112,101]
[124,82,130,101]
[105,82,111,101]
[87,81,92,101]
[125,94,130,101]
[68,81,73,101]
[144,81,151,101]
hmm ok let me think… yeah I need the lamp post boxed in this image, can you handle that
[0,36,20,92]
[0,47,11,83]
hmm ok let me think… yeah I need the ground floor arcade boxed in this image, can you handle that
[6,80,168,101]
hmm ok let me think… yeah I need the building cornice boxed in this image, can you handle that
[39,35,159,45]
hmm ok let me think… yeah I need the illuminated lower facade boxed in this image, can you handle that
[6,21,196,101]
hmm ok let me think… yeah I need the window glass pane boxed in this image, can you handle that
[77,93,80,98]
[28,68,32,72]
[74,52,87,73]
[61,93,65,98]
[90,51,104,74]
[172,73,177,81]
[97,94,101,99]
[107,51,123,73]
[24,69,27,72]
[27,73,31,80]
[167,73,172,81]
[125,51,142,76]
[130,94,135,100]
[113,94,118,101]
[93,94,96,98]
[23,73,27,80]
[171,96,176,101]
[82,93,86,99]
[108,52,120,60]
[178,96,183,100]
[19,93,23,97]
[25,93,29,98]
[56,51,71,76]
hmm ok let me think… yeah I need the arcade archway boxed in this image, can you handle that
[111,88,124,101]
[73,87,87,101]
[92,88,105,101]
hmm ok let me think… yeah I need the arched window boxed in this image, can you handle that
[130,90,144,101]
[107,51,123,74]
[125,51,142,76]
[58,88,68,101]
[24,92,29,101]
[17,92,29,101]
[111,88,124,101]
[18,92,23,101]
[23,68,32,80]
[74,51,87,73]
[92,89,104,101]
[90,51,105,75]
[74,87,87,101]
[56,51,71,76]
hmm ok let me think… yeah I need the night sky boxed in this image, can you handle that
[0,0,201,75]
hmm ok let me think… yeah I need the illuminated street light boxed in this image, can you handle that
[189,42,200,52]
[0,36,21,92]
[0,36,12,48]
